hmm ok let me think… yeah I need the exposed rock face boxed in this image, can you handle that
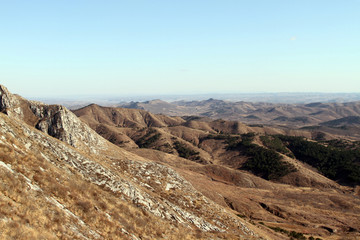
[0,85,23,119]
[0,85,106,152]
[29,102,106,152]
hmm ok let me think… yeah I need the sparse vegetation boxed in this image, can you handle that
[173,141,202,162]
[313,131,326,141]
[135,128,161,148]
[262,223,313,240]
[268,226,289,235]
[289,231,306,240]
[323,138,360,150]
[308,237,322,240]
[155,143,174,153]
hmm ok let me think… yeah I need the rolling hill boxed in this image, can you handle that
[1,84,360,239]
[120,99,360,140]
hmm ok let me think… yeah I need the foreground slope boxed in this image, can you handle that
[0,85,261,239]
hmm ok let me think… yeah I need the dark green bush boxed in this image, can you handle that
[173,141,201,161]
[268,226,289,234]
[135,129,161,148]
[289,231,306,240]
[260,135,294,158]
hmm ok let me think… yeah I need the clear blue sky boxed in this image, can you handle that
[1,0,359,98]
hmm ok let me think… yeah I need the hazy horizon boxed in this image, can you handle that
[1,1,359,97]
[30,92,360,108]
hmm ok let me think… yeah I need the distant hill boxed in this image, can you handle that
[38,92,360,109]
[321,116,360,127]
[118,98,360,139]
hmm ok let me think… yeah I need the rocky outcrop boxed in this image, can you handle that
[0,85,23,119]
[0,85,106,152]
[29,102,107,152]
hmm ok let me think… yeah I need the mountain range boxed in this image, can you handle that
[120,99,360,140]
[1,84,360,239]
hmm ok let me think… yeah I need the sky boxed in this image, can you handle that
[0,0,359,98]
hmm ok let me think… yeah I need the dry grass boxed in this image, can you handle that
[0,126,219,239]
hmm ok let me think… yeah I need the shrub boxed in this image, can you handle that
[289,231,306,240]
[260,135,294,158]
[76,200,92,213]
[135,128,161,148]
[173,141,201,161]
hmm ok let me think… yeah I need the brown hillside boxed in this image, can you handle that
[0,85,264,239]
